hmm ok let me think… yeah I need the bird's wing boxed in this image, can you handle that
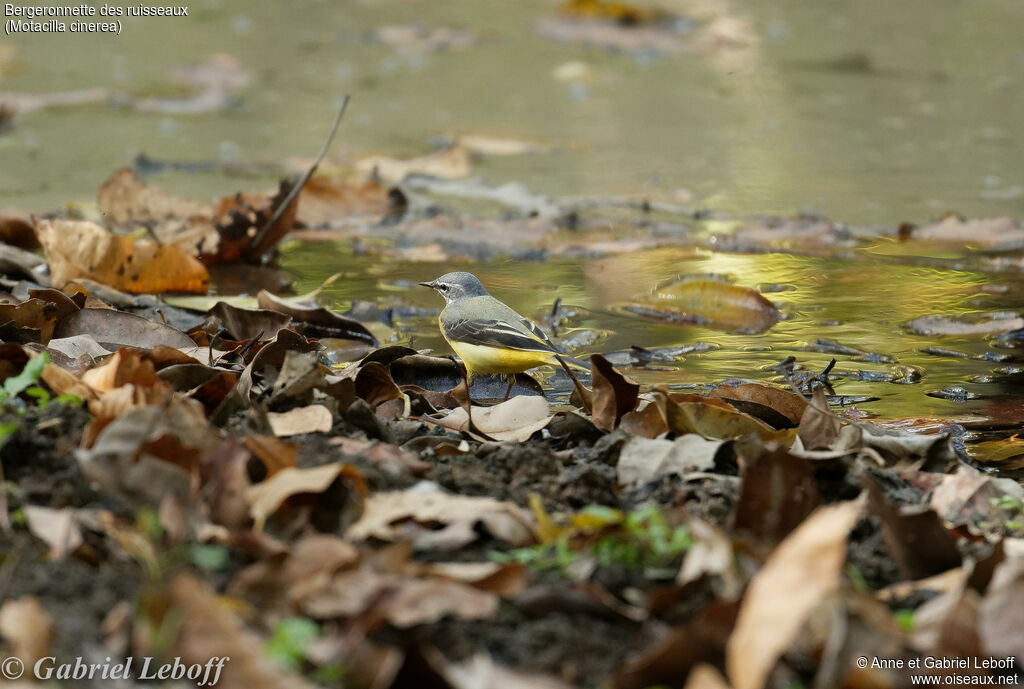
[443,316,558,354]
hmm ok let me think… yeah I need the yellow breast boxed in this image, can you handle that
[447,340,556,377]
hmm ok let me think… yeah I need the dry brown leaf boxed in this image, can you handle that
[165,574,315,689]
[708,382,807,428]
[98,167,219,255]
[23,506,83,560]
[245,462,347,530]
[0,596,54,667]
[617,435,725,485]
[430,396,552,442]
[346,485,536,549]
[267,405,334,437]
[36,219,209,294]
[296,174,400,227]
[656,391,777,441]
[797,387,840,451]
[590,353,639,432]
[383,577,498,628]
[726,498,863,689]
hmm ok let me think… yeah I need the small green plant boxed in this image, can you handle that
[492,505,691,574]
[893,609,915,633]
[265,617,345,682]
[0,352,82,410]
[989,494,1024,533]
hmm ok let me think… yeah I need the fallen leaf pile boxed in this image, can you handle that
[0,255,1019,689]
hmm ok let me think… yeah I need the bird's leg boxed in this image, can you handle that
[503,375,515,401]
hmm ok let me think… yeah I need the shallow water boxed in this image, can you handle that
[6,0,1024,431]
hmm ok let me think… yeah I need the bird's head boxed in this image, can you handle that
[419,271,489,304]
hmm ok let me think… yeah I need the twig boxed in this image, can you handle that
[245,95,351,261]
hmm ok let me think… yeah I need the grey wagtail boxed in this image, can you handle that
[420,271,585,392]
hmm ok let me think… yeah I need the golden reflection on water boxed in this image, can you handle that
[282,241,1022,422]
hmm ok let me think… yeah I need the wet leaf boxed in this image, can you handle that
[726,499,864,689]
[631,279,782,333]
[590,354,639,431]
[905,314,1024,336]
[912,215,1024,248]
[257,288,377,345]
[36,219,209,294]
[655,391,777,441]
[708,382,807,429]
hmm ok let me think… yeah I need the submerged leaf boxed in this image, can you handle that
[630,279,781,333]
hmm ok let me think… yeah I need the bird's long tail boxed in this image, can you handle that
[554,354,590,372]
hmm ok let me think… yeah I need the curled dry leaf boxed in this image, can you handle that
[590,353,639,432]
[726,498,864,689]
[346,485,536,549]
[431,395,553,442]
[629,279,782,333]
[245,462,351,530]
[709,382,807,429]
[655,391,778,441]
[36,219,209,294]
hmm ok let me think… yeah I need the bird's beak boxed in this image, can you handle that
[419,280,435,289]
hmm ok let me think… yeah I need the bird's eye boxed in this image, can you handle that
[439,284,448,291]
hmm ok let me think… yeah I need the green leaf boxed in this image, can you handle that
[0,420,19,447]
[24,386,51,408]
[190,545,230,571]
[3,353,49,398]
[266,618,320,670]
